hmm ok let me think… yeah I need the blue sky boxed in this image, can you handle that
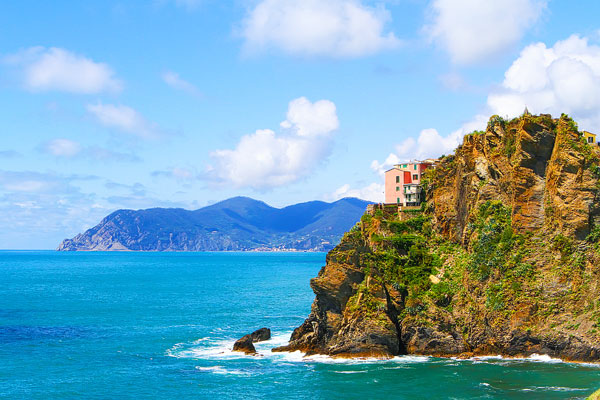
[1,0,600,249]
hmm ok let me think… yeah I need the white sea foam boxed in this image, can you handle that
[166,330,431,365]
[456,353,566,365]
[527,354,563,363]
[333,370,368,374]
[521,386,586,392]
[194,366,252,376]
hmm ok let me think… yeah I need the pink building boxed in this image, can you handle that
[384,161,434,205]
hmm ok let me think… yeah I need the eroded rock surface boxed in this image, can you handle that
[276,114,600,361]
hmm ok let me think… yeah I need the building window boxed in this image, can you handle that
[396,186,400,191]
[396,176,399,183]
[413,174,418,180]
[414,165,417,170]
[397,197,400,204]
[589,137,594,144]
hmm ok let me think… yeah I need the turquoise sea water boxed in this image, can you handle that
[1,251,600,399]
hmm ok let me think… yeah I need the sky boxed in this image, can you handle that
[1,0,600,249]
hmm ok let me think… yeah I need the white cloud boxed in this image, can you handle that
[487,34,600,132]
[328,182,384,202]
[44,138,82,157]
[86,103,163,139]
[240,0,400,58]
[371,115,488,174]
[162,71,200,95]
[41,138,140,162]
[206,97,338,189]
[424,0,546,64]
[374,34,600,178]
[5,47,122,93]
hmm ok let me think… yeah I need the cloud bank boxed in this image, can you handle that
[207,97,338,189]
[162,71,200,95]
[5,47,122,93]
[87,103,164,139]
[41,138,139,162]
[487,34,600,132]
[241,0,400,58]
[328,182,384,203]
[424,0,546,64]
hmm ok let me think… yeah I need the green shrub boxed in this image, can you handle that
[389,234,420,251]
[487,115,506,130]
[468,201,515,280]
[552,234,573,257]
[485,283,505,310]
[429,281,454,307]
[587,226,600,243]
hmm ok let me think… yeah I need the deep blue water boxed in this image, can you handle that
[1,251,600,399]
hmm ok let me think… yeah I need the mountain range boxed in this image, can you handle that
[57,196,371,251]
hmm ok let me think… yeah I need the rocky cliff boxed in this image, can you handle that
[275,113,600,361]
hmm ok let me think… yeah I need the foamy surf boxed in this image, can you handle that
[521,386,587,392]
[167,331,432,365]
[460,353,565,364]
[195,366,252,376]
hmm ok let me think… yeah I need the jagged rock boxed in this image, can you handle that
[232,335,256,354]
[250,327,271,342]
[232,328,272,355]
[278,113,600,361]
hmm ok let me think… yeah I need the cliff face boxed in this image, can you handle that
[275,114,600,361]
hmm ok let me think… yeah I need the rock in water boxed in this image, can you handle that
[250,327,271,342]
[232,328,271,354]
[232,335,256,354]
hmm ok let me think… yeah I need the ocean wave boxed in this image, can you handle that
[195,366,252,376]
[166,331,431,365]
[456,353,567,365]
[333,370,368,374]
[167,334,599,370]
[521,386,586,392]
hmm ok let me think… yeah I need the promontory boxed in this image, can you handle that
[275,113,600,362]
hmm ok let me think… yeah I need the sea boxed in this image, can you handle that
[1,251,600,399]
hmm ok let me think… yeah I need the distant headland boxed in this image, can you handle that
[57,197,370,252]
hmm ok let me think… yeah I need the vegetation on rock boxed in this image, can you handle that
[275,113,600,361]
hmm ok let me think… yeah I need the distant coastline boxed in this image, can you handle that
[58,196,369,252]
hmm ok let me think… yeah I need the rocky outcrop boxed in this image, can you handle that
[277,114,600,361]
[232,327,272,355]
[233,335,256,354]
[250,327,271,342]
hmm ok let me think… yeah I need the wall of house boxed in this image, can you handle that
[384,163,432,205]
[384,168,404,204]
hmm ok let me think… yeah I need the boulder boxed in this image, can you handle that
[250,327,271,342]
[232,334,256,354]
[232,328,271,355]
